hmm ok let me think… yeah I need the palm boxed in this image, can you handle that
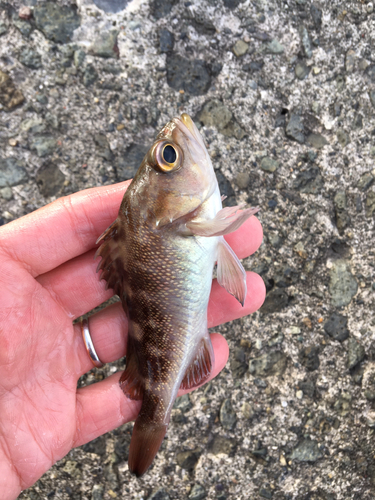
[1,261,78,491]
[0,182,264,499]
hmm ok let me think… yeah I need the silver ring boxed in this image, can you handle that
[81,317,104,368]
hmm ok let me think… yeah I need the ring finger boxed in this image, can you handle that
[74,271,265,378]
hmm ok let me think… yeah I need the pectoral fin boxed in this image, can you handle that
[217,237,247,306]
[180,334,214,390]
[185,204,259,237]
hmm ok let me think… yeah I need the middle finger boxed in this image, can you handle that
[74,271,265,377]
[37,215,263,319]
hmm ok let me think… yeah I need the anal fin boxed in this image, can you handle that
[119,338,144,401]
[180,335,214,390]
[217,237,247,306]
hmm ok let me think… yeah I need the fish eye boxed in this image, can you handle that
[150,140,182,173]
[163,145,177,164]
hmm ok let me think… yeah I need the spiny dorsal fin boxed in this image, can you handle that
[180,335,214,390]
[95,220,124,296]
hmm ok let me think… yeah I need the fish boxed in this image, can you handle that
[95,113,258,477]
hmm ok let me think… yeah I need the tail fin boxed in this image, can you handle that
[128,419,168,477]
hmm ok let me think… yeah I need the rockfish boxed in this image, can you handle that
[95,113,258,476]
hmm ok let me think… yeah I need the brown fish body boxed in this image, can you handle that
[96,114,258,476]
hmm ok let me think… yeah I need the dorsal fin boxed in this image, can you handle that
[95,220,124,296]
[180,335,214,390]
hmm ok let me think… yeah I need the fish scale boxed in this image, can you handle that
[96,113,259,476]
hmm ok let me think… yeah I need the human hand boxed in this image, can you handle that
[0,181,265,500]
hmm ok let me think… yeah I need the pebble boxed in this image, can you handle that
[336,129,350,147]
[92,0,130,13]
[365,411,375,428]
[357,172,374,191]
[306,132,328,149]
[260,157,279,172]
[365,191,375,218]
[90,30,119,58]
[188,483,206,500]
[74,49,86,68]
[83,64,98,87]
[18,47,42,69]
[242,401,255,419]
[293,167,324,194]
[295,61,310,80]
[198,100,232,130]
[291,438,323,462]
[220,399,237,430]
[209,435,236,455]
[294,241,307,259]
[159,28,174,53]
[216,171,236,206]
[30,135,57,157]
[249,350,288,377]
[286,113,304,143]
[176,449,201,470]
[310,4,322,30]
[329,259,358,307]
[34,2,81,44]
[0,21,8,37]
[0,186,13,200]
[220,120,246,140]
[334,190,350,233]
[235,172,250,189]
[12,11,33,37]
[115,144,149,182]
[347,337,365,370]
[299,345,320,371]
[324,313,349,342]
[296,390,303,399]
[0,70,25,109]
[232,40,249,57]
[299,25,313,58]
[174,394,192,413]
[362,363,375,401]
[167,54,212,95]
[91,484,104,500]
[230,347,248,378]
[36,161,66,197]
[0,158,28,187]
[265,39,284,54]
[147,488,171,500]
[261,288,289,313]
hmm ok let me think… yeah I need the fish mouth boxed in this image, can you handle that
[172,113,206,151]
[171,113,217,203]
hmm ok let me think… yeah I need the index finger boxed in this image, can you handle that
[0,181,131,277]
[0,181,262,278]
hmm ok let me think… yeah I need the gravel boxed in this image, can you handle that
[1,0,374,498]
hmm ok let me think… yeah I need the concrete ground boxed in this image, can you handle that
[1,0,375,498]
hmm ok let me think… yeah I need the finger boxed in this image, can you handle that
[75,302,128,376]
[73,333,228,448]
[208,272,266,329]
[75,272,264,377]
[37,249,114,320]
[224,215,263,260]
[0,181,131,278]
[37,218,263,320]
